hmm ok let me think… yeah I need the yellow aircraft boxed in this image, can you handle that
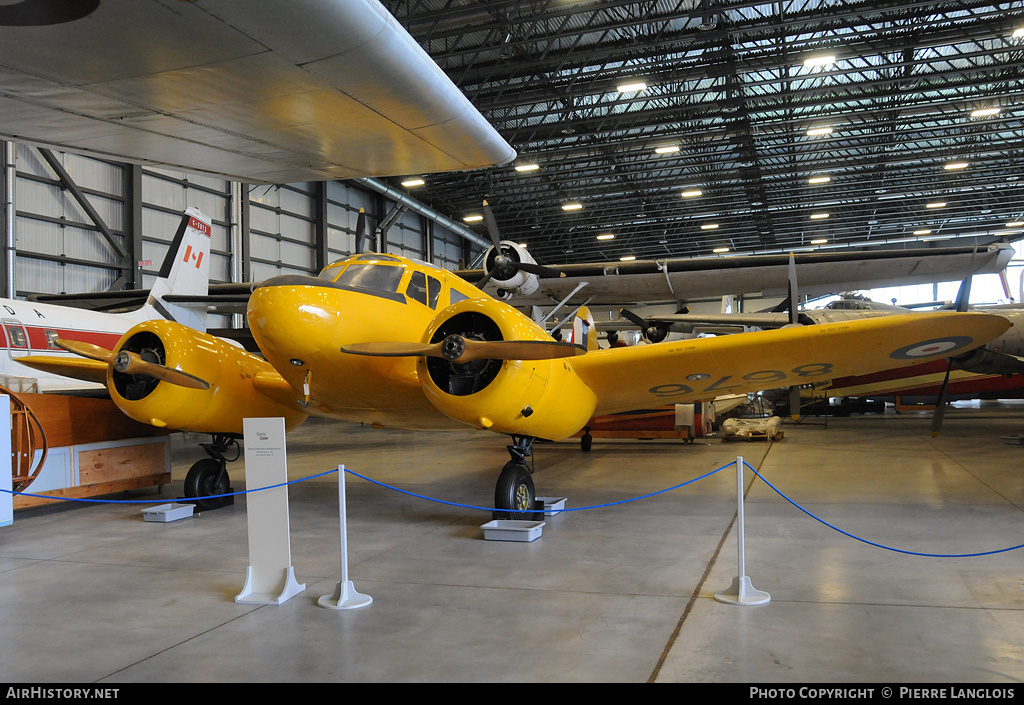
[19,250,1011,517]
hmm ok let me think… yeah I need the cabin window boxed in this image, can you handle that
[427,276,441,309]
[5,325,26,348]
[406,270,428,306]
[45,330,60,349]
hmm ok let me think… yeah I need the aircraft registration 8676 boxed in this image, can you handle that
[26,236,1012,516]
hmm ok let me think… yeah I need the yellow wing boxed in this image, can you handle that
[17,355,110,385]
[571,311,1010,416]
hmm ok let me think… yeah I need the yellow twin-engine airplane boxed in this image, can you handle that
[21,243,1013,517]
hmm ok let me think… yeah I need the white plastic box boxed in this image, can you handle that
[481,519,545,542]
[141,503,195,522]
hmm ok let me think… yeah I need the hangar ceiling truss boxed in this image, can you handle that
[380,0,1024,267]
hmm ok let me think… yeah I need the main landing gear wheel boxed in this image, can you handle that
[184,457,232,511]
[494,461,535,521]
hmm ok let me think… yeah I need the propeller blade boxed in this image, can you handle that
[55,338,116,364]
[619,308,647,327]
[57,337,210,390]
[342,336,585,364]
[355,208,368,254]
[481,199,502,248]
[516,260,565,278]
[113,350,211,390]
[930,361,953,437]
[787,253,799,326]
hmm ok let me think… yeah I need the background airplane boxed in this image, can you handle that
[3,208,212,393]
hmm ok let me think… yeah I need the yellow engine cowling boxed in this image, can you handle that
[107,320,308,434]
[417,298,597,440]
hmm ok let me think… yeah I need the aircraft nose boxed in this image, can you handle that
[248,281,337,361]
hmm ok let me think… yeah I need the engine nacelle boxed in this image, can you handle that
[484,241,540,298]
[107,320,308,434]
[417,298,597,440]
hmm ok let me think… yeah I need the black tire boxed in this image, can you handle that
[494,461,535,520]
[580,433,593,452]
[184,458,231,510]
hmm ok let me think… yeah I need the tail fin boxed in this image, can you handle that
[145,207,212,332]
[569,306,599,351]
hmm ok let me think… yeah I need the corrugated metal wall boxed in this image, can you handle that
[0,143,482,328]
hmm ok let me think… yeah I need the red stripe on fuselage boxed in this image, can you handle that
[2,323,123,353]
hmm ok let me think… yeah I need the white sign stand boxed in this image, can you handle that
[715,455,770,606]
[319,464,372,610]
[235,417,305,605]
[0,396,11,528]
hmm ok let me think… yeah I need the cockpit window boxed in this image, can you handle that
[318,263,344,281]
[336,264,404,295]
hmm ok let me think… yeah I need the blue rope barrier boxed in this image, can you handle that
[5,457,1022,558]
[1,467,340,504]
[341,463,733,514]
[743,461,1024,558]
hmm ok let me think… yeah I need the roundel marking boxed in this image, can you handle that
[889,336,973,360]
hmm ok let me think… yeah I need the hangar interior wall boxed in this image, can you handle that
[1,143,480,330]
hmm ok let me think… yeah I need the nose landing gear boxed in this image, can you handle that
[493,435,541,520]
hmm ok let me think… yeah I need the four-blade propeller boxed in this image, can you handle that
[476,199,564,289]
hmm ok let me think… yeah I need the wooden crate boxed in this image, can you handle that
[12,394,172,509]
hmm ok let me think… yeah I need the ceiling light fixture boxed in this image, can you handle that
[810,213,829,219]
[970,107,1001,117]
[926,202,947,209]
[808,176,831,184]
[806,126,833,136]
[596,233,615,240]
[681,189,702,198]
[1007,221,1024,227]
[620,255,636,261]
[401,178,424,187]
[514,163,539,172]
[712,247,729,253]
[913,229,932,235]
[463,214,483,222]
[654,145,680,154]
[944,162,969,170]
[700,223,719,230]
[562,202,583,211]
[811,238,828,245]
[1014,27,1024,38]
[803,54,836,68]
[616,80,647,93]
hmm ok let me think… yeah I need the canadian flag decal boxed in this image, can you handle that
[183,245,204,269]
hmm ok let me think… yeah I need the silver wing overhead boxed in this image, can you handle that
[460,244,1015,306]
[0,0,515,184]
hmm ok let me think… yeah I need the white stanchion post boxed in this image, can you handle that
[235,417,305,605]
[319,464,372,610]
[714,455,770,606]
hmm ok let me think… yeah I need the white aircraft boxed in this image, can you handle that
[0,208,212,393]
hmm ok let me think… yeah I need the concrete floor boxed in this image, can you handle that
[3,401,1024,683]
